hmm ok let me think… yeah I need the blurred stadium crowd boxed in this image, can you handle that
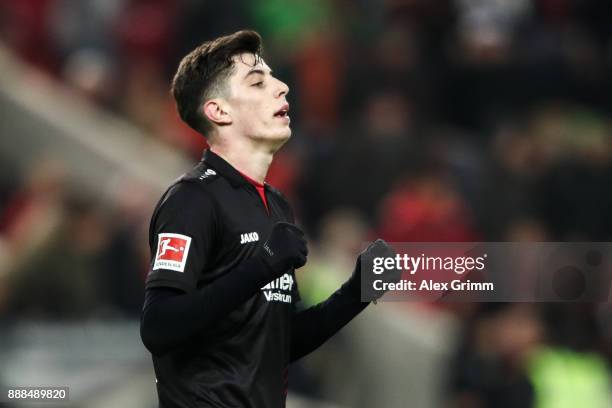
[1,0,612,407]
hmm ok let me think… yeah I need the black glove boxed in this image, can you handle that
[258,222,308,279]
[346,239,401,302]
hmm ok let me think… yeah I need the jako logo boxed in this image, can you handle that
[199,169,216,180]
[240,232,259,244]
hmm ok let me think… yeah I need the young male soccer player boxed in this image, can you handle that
[140,30,395,408]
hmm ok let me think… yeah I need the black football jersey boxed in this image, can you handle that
[146,150,300,407]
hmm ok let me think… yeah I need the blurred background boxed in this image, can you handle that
[1,0,612,407]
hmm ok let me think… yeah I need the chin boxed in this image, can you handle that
[251,127,292,148]
[264,128,292,142]
[278,127,292,140]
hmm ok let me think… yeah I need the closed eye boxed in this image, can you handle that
[252,81,264,87]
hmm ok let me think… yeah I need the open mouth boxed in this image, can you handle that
[274,104,290,118]
[274,110,288,118]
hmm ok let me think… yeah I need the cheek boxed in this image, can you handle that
[230,94,273,131]
[235,98,265,120]
[250,104,272,127]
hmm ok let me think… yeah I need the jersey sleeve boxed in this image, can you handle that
[145,182,217,293]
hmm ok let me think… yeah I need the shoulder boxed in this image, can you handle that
[156,162,223,216]
[178,161,223,191]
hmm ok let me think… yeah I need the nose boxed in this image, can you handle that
[275,78,289,98]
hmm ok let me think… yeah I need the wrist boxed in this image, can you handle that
[344,269,365,303]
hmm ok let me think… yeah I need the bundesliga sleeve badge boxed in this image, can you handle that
[153,233,192,272]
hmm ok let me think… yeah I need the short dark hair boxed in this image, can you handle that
[171,30,263,137]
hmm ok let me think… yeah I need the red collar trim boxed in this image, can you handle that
[237,170,265,188]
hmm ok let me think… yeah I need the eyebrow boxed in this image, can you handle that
[244,68,272,80]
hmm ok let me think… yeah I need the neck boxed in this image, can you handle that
[209,139,274,184]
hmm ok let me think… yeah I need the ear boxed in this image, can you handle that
[203,99,232,126]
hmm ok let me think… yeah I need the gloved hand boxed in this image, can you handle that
[347,239,402,302]
[258,222,308,279]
